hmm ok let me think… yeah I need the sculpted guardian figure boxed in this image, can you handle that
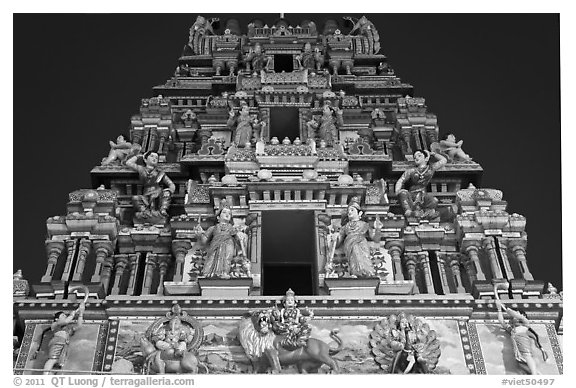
[227,102,265,147]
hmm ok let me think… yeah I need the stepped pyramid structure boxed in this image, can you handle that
[13,15,562,375]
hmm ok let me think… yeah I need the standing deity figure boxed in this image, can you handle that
[194,200,248,279]
[495,299,548,374]
[344,16,380,55]
[308,103,343,146]
[328,197,382,277]
[437,133,471,161]
[34,301,86,374]
[271,289,314,350]
[126,151,176,222]
[101,135,142,166]
[244,43,271,74]
[395,149,447,220]
[227,102,265,147]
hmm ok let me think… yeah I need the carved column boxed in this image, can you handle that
[141,253,157,295]
[509,239,533,281]
[213,59,225,76]
[42,240,65,283]
[90,240,114,283]
[435,252,451,294]
[412,128,423,151]
[462,239,486,281]
[72,239,92,282]
[400,127,413,155]
[404,253,419,294]
[482,238,503,280]
[385,240,405,280]
[342,59,354,75]
[329,59,340,75]
[100,256,115,295]
[496,237,515,280]
[148,128,159,152]
[60,240,78,282]
[447,253,466,293]
[417,252,435,294]
[111,254,128,295]
[126,253,141,296]
[156,255,170,295]
[172,240,192,282]
[158,133,168,155]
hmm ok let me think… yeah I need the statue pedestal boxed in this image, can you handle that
[163,281,200,296]
[198,278,252,298]
[324,278,380,297]
[524,280,545,299]
[377,280,417,295]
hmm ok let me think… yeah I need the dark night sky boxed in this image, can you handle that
[13,14,562,290]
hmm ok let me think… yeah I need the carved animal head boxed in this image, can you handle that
[250,310,273,335]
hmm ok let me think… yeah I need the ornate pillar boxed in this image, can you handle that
[156,255,170,295]
[158,133,168,155]
[148,128,159,152]
[509,239,533,281]
[60,240,78,282]
[90,240,114,283]
[100,256,114,295]
[172,240,192,282]
[342,59,354,75]
[482,238,503,280]
[400,127,413,155]
[404,253,419,294]
[72,239,92,282]
[496,237,515,280]
[42,240,65,283]
[213,59,225,76]
[329,59,340,75]
[141,253,157,295]
[126,253,141,296]
[447,253,466,293]
[435,252,451,294]
[417,252,435,294]
[462,239,486,281]
[111,254,128,295]
[385,240,405,280]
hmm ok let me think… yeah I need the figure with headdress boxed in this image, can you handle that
[328,197,383,277]
[271,289,314,350]
[313,102,344,146]
[296,43,317,72]
[101,135,142,166]
[243,43,271,75]
[194,200,248,279]
[495,294,548,374]
[227,102,265,148]
[343,16,380,55]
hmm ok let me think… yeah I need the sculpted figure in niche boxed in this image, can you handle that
[194,200,248,279]
[244,43,271,75]
[328,197,382,277]
[227,102,265,147]
[126,151,176,222]
[496,299,548,374]
[344,16,380,55]
[152,316,195,374]
[437,133,471,161]
[296,42,323,73]
[307,103,343,146]
[101,135,142,166]
[395,149,447,220]
[180,109,212,148]
[271,289,314,351]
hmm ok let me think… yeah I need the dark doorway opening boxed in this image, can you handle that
[270,107,300,142]
[274,54,294,72]
[261,210,316,295]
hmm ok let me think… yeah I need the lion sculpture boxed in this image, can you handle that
[369,313,441,374]
[238,309,343,373]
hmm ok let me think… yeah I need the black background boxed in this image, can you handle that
[13,14,562,290]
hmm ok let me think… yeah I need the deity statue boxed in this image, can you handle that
[151,316,195,373]
[244,43,271,74]
[180,109,212,149]
[101,135,142,166]
[126,151,176,224]
[194,200,248,279]
[343,16,380,55]
[328,197,383,277]
[307,103,344,146]
[188,16,219,54]
[271,289,314,350]
[435,133,472,162]
[32,287,88,374]
[227,102,265,147]
[296,43,323,72]
[495,297,548,374]
[395,149,447,220]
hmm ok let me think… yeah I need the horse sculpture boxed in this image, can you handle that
[238,310,343,373]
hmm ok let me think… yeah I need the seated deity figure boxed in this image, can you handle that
[296,43,322,72]
[194,200,248,279]
[101,135,142,166]
[307,103,344,146]
[328,197,383,277]
[244,43,271,75]
[180,109,212,149]
[495,299,548,375]
[437,133,472,161]
[227,102,265,147]
[152,316,195,374]
[126,151,176,223]
[395,149,447,220]
[271,289,314,350]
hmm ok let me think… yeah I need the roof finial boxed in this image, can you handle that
[280,13,285,19]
